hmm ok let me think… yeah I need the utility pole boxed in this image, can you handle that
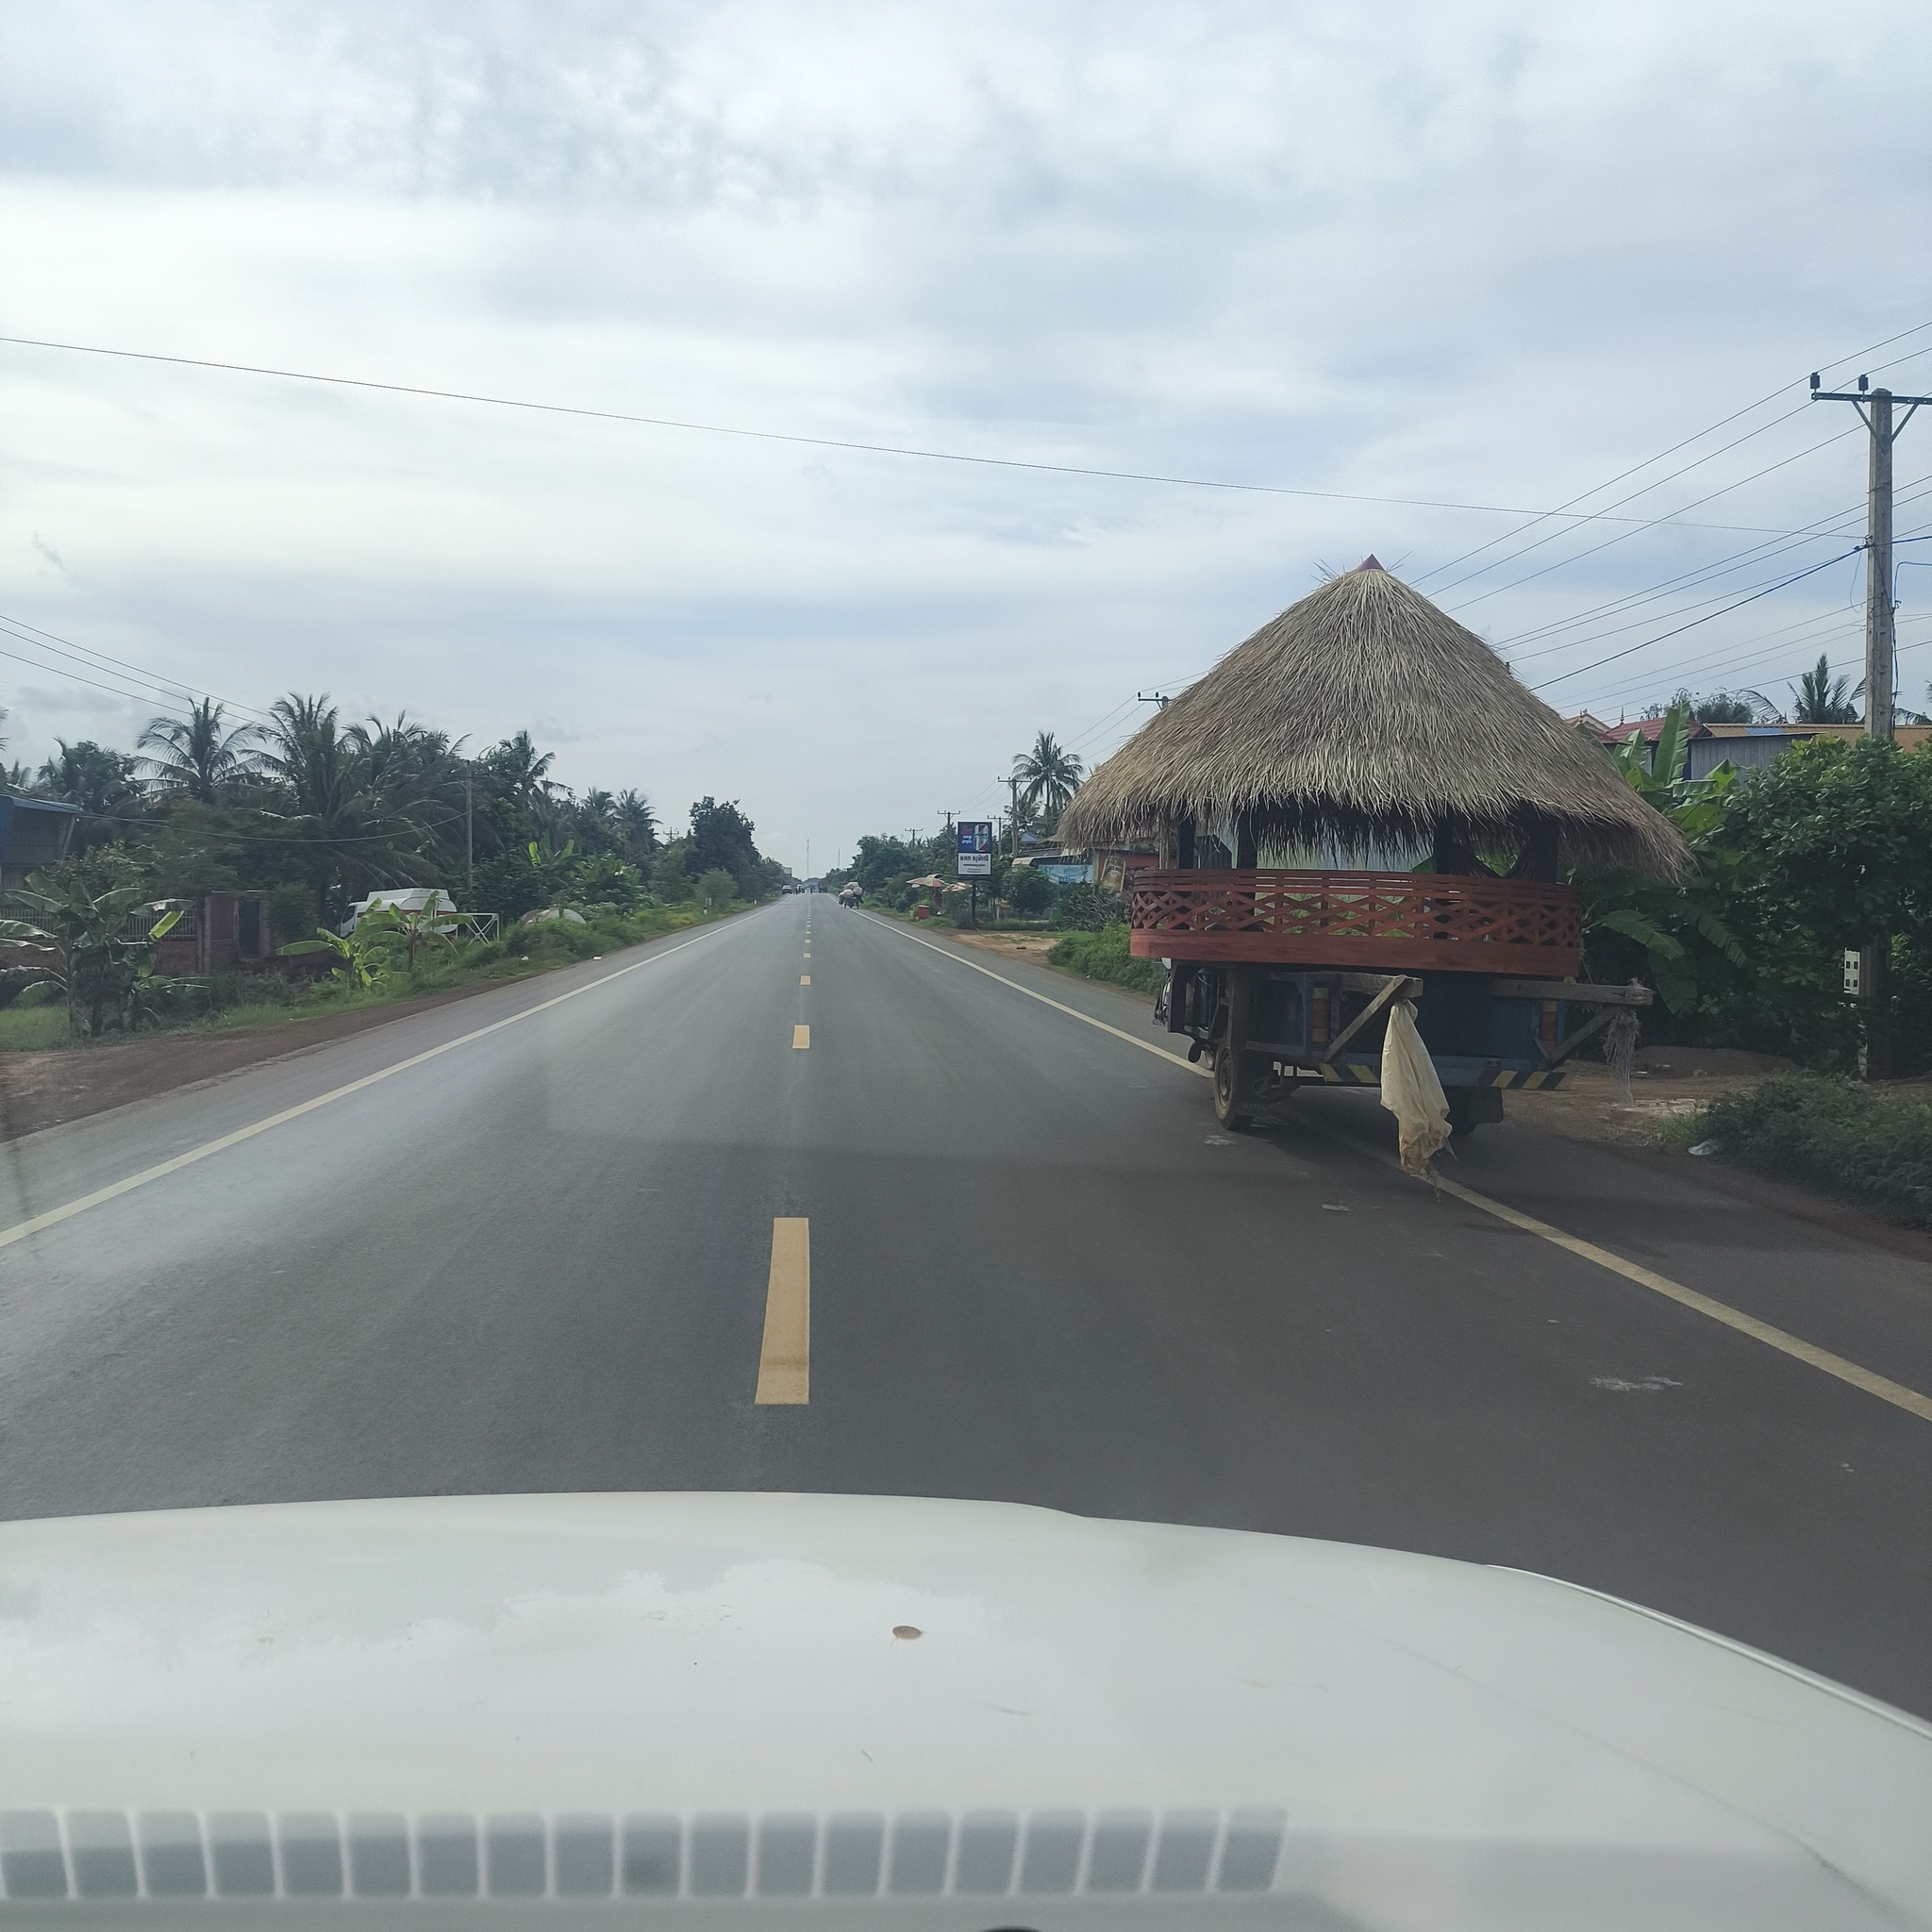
[1810,371,1931,1076]
[1008,775,1021,862]
[1137,690,1171,708]
[463,773,474,906]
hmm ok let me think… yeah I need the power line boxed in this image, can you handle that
[1488,479,1892,654]
[0,330,1843,540]
[1501,533,1873,670]
[1529,547,1864,691]
[1426,408,1833,599]
[0,609,278,725]
[0,621,268,724]
[1573,514,1932,702]
[1443,424,1862,619]
[1412,319,1932,589]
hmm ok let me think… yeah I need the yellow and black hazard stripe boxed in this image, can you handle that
[1302,1058,1568,1091]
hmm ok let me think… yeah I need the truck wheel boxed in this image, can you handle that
[1212,1043,1255,1131]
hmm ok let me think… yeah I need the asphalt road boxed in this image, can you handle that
[3,895,1930,1716]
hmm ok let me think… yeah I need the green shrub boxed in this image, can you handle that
[1678,1074,1932,1225]
[1047,923,1166,995]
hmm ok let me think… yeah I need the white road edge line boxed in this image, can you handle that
[868,914,1932,1425]
[0,923,735,1253]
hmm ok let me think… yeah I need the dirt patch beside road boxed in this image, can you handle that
[1506,1045,1793,1147]
[949,930,1059,965]
[0,978,520,1143]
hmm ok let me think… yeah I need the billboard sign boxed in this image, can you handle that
[956,821,994,877]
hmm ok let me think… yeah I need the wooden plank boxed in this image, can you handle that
[1130,930,1584,974]
[1321,972,1412,1063]
[1489,978,1654,1005]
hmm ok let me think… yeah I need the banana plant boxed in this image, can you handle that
[360,899,460,976]
[6,878,183,1037]
[1581,703,1749,1013]
[280,923,388,990]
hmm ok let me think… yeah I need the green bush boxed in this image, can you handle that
[1047,923,1167,995]
[1675,1074,1932,1225]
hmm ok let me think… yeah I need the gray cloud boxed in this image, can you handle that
[0,2,1926,863]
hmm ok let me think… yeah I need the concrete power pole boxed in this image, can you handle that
[1810,371,1930,1075]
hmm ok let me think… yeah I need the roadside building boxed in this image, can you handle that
[0,794,81,898]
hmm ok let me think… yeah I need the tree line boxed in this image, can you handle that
[2,695,786,928]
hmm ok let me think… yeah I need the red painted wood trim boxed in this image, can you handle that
[1126,867,1583,978]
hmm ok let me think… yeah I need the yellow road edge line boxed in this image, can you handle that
[0,924,735,1254]
[868,915,1932,1426]
[792,1024,810,1049]
[755,1216,810,1405]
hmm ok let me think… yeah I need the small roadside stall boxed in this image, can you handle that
[904,874,951,920]
[1057,559,1681,1144]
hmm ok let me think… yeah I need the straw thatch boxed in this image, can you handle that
[1058,559,1686,875]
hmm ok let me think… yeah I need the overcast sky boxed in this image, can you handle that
[1,1,1928,872]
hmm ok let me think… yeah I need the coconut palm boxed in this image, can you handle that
[486,730,555,812]
[1011,732,1086,829]
[136,697,263,804]
[1757,655,1861,725]
[614,789,658,856]
[350,714,468,858]
[259,694,420,921]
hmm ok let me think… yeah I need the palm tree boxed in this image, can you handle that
[614,789,658,856]
[1011,731,1086,829]
[35,739,143,846]
[350,714,468,862]
[136,697,263,803]
[486,730,555,812]
[1763,655,1861,725]
[259,694,420,921]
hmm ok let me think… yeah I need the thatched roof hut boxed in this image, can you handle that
[1058,559,1686,876]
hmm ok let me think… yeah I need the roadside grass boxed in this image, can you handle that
[1047,923,1166,996]
[0,1006,71,1051]
[0,902,737,1052]
[1661,1073,1932,1227]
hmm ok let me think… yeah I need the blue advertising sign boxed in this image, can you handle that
[956,820,994,877]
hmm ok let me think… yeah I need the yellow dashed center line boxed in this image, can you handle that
[792,1024,810,1049]
[801,974,810,985]
[755,1217,809,1404]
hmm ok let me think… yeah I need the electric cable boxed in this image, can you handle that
[0,331,1843,540]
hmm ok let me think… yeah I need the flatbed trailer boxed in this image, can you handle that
[1132,867,1652,1135]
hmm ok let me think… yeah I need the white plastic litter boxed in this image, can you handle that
[1379,998,1452,1179]
[1688,1140,1720,1157]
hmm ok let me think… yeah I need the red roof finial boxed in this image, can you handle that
[1357,554,1384,572]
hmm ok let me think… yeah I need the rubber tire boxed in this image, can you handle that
[1212,1042,1255,1132]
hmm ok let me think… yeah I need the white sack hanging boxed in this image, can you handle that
[1379,998,1451,1178]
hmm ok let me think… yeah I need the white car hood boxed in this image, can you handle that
[0,1491,1926,1929]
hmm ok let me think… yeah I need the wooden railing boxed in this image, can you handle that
[1128,868,1583,976]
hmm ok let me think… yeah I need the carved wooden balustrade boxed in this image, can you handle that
[1127,868,1583,976]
